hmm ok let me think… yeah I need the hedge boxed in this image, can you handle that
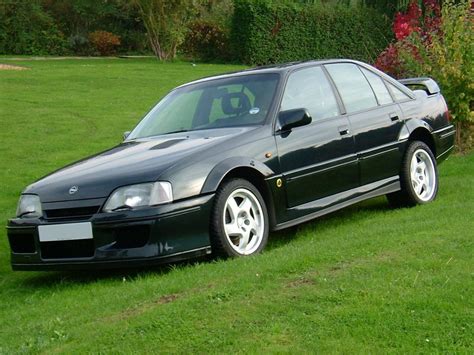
[231,0,393,65]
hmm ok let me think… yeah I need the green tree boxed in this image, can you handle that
[132,0,199,60]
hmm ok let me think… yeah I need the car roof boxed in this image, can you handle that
[177,59,365,88]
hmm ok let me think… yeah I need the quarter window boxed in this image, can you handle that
[387,82,411,101]
[361,68,393,105]
[281,66,339,120]
[326,63,378,113]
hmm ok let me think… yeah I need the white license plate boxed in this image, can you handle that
[38,222,93,242]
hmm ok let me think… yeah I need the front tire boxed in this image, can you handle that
[210,178,269,257]
[387,141,438,207]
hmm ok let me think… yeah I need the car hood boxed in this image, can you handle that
[25,127,254,202]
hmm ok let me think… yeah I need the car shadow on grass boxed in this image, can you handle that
[266,196,391,250]
[18,197,392,288]
[17,261,193,290]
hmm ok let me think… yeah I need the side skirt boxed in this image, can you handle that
[273,178,400,231]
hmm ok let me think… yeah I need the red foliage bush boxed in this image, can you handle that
[375,0,441,77]
[88,30,121,56]
[393,1,422,40]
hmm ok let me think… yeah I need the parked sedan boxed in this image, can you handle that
[7,59,455,270]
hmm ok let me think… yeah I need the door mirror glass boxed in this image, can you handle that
[123,131,131,140]
[278,109,312,132]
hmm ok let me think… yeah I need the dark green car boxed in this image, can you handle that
[7,60,455,270]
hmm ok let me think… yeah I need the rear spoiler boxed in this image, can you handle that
[398,77,440,95]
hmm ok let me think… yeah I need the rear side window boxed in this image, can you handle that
[281,66,339,120]
[387,82,411,101]
[325,63,378,113]
[360,68,393,105]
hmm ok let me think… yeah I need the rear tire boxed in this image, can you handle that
[210,178,269,257]
[387,141,438,207]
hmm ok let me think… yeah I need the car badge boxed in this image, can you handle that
[69,186,79,195]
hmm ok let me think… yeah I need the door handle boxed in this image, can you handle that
[390,113,400,121]
[338,125,350,136]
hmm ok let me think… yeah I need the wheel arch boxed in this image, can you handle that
[201,158,277,228]
[408,127,436,157]
[403,119,436,156]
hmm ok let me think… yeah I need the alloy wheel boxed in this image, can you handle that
[222,188,265,255]
[410,148,436,201]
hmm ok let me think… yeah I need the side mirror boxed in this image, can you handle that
[278,109,312,132]
[123,131,131,140]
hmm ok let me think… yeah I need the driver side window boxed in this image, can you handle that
[281,66,339,120]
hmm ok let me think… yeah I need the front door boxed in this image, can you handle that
[275,66,358,208]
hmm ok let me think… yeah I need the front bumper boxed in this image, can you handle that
[7,194,214,271]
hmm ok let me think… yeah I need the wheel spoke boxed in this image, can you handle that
[240,197,253,214]
[226,197,240,220]
[423,171,429,187]
[224,221,242,237]
[245,216,257,235]
[418,161,427,174]
[421,183,428,194]
[411,156,418,174]
[239,230,251,251]
[415,181,423,194]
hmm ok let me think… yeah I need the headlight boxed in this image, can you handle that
[16,194,43,218]
[103,182,173,212]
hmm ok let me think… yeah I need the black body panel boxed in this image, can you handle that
[276,115,358,207]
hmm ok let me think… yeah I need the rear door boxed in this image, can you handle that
[275,66,358,208]
[325,63,406,185]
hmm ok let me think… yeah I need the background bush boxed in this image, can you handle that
[0,0,68,55]
[181,0,234,62]
[376,0,473,151]
[230,0,392,65]
[88,30,121,56]
[0,0,147,56]
[182,20,231,62]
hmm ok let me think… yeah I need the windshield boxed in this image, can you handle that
[128,73,280,139]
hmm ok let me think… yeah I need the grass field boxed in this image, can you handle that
[0,58,472,353]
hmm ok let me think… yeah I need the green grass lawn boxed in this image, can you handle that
[0,58,472,353]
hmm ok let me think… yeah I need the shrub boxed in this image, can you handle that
[68,34,92,56]
[230,0,392,65]
[88,30,121,56]
[42,0,148,55]
[182,20,230,62]
[375,0,473,150]
[0,0,68,55]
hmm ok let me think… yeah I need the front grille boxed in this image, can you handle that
[44,206,100,220]
[41,239,95,259]
[8,233,36,253]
